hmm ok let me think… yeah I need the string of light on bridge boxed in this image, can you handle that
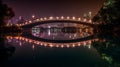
[14,16,92,26]
[6,36,99,49]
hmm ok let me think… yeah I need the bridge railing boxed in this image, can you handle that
[15,16,93,27]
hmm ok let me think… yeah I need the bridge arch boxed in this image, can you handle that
[16,16,95,28]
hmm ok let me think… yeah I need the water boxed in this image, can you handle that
[2,41,108,67]
[0,23,120,67]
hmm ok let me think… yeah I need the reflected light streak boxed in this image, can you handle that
[6,36,98,48]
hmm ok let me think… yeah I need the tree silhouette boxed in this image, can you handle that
[92,0,120,25]
[92,0,120,37]
[0,0,15,26]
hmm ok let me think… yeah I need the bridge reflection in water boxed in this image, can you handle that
[6,36,100,49]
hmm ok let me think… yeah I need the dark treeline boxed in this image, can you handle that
[0,0,22,36]
[92,0,120,67]
[92,0,120,37]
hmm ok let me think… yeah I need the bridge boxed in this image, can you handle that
[15,16,97,28]
[7,16,99,48]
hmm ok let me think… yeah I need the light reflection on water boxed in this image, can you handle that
[4,36,108,67]
[31,23,93,40]
[6,36,96,48]
[2,23,109,67]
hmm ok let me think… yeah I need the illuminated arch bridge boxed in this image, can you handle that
[16,16,96,28]
[9,16,98,48]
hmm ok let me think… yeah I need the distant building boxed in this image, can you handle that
[83,11,92,19]
[17,16,26,24]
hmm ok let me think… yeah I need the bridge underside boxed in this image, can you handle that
[21,20,95,28]
[21,32,95,43]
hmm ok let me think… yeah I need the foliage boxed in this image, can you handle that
[0,0,15,26]
[92,0,120,25]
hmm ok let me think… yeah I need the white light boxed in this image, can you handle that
[48,27,51,36]
[67,16,70,19]
[22,23,25,26]
[36,19,40,21]
[19,16,22,20]
[44,44,47,46]
[40,18,43,21]
[88,20,92,23]
[49,16,53,20]
[16,24,18,26]
[61,16,64,19]
[66,45,70,48]
[49,44,53,47]
[32,45,35,49]
[19,42,22,46]
[25,22,28,24]
[40,43,43,46]
[19,24,21,26]
[29,40,32,43]
[48,26,51,28]
[78,43,81,46]
[72,16,75,20]
[56,45,59,47]
[72,44,75,47]
[88,45,91,49]
[32,15,35,18]
[83,18,87,22]
[10,24,12,26]
[78,18,81,21]
[56,17,59,19]
[61,45,64,48]
[44,17,47,20]
[83,42,86,46]
[29,21,32,23]
[36,42,40,44]
[6,24,9,26]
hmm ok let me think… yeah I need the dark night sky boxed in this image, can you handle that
[3,0,105,20]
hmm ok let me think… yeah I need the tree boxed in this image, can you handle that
[92,0,120,37]
[0,0,15,26]
[92,0,120,25]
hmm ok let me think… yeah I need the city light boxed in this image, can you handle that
[32,15,35,19]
